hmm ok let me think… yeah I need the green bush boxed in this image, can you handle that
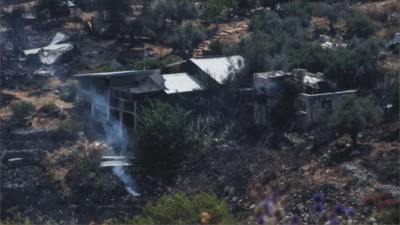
[11,101,35,120]
[39,101,58,114]
[134,55,183,70]
[163,23,206,58]
[137,101,214,173]
[346,10,379,39]
[127,193,238,225]
[59,83,78,103]
[330,96,383,146]
[137,101,191,170]
[92,64,117,73]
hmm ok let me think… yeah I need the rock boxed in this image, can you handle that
[342,163,376,187]
[349,150,361,157]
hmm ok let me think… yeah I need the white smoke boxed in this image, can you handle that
[112,166,140,197]
[81,89,140,196]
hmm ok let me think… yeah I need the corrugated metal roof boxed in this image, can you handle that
[73,69,160,78]
[189,55,244,84]
[162,73,204,94]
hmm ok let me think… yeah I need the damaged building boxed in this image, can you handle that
[253,68,356,127]
[74,69,208,130]
[74,55,245,127]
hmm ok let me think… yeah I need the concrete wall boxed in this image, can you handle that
[296,90,356,126]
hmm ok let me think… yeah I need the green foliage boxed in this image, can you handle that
[137,101,214,173]
[137,101,192,170]
[209,40,228,55]
[92,64,117,73]
[291,39,383,89]
[59,83,78,103]
[126,193,237,225]
[152,0,198,24]
[202,0,237,22]
[346,10,379,39]
[374,208,400,224]
[11,101,35,120]
[59,112,81,132]
[59,91,76,103]
[39,101,59,117]
[279,1,311,26]
[164,24,206,58]
[329,96,383,144]
[310,2,349,22]
[134,55,183,70]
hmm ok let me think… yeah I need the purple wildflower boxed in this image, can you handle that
[313,202,325,212]
[258,199,274,217]
[272,190,280,203]
[256,215,265,224]
[330,216,340,225]
[333,204,345,215]
[346,207,356,218]
[289,215,300,225]
[312,192,325,202]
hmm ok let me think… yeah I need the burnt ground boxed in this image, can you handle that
[1,0,400,224]
[1,104,398,224]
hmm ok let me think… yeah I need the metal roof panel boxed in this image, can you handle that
[162,73,205,94]
[189,55,244,84]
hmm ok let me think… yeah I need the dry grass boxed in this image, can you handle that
[77,11,98,22]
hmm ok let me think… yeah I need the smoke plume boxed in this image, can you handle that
[82,90,140,196]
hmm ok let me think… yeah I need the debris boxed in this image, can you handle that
[23,32,73,65]
[8,158,23,162]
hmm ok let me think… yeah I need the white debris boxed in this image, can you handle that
[321,41,333,49]
[23,32,73,65]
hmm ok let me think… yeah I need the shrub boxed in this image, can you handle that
[127,193,237,225]
[39,101,60,117]
[136,101,191,171]
[209,40,227,55]
[59,91,76,103]
[330,96,383,146]
[92,64,117,73]
[346,10,379,39]
[134,55,183,70]
[163,23,206,58]
[11,101,35,120]
[136,101,214,174]
[59,83,78,103]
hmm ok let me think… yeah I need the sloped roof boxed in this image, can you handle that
[189,55,244,84]
[73,69,160,78]
[162,73,204,94]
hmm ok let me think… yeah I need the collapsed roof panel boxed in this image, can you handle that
[189,55,244,84]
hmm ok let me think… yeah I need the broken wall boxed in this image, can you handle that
[296,90,357,127]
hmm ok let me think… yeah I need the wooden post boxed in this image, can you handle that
[119,98,124,136]
[106,88,110,120]
[134,101,137,135]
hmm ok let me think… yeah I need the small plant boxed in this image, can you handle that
[363,191,399,224]
[10,101,35,120]
[92,64,117,73]
[39,101,59,117]
[122,193,238,225]
[59,83,78,103]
